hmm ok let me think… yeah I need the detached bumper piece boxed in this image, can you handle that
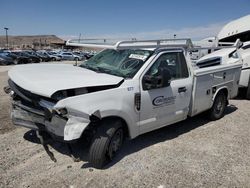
[36,131,57,162]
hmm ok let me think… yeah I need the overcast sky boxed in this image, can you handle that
[1,0,250,40]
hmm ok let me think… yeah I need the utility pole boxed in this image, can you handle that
[79,33,81,43]
[4,27,9,49]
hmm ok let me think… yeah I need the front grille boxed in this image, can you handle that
[9,79,54,120]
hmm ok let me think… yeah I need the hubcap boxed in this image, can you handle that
[108,129,123,159]
[215,96,224,114]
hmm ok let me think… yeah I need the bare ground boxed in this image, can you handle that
[0,65,250,188]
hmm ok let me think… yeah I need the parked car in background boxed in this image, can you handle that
[73,51,87,60]
[41,51,62,61]
[58,52,82,61]
[12,51,33,63]
[32,51,52,62]
[84,53,94,59]
[0,54,14,65]
[20,51,41,63]
[1,52,31,64]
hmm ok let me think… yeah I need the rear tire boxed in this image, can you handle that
[208,92,227,120]
[89,119,124,169]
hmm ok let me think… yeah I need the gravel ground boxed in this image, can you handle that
[0,64,250,188]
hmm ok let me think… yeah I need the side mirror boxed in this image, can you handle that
[142,68,171,90]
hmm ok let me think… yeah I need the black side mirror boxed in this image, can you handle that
[142,68,171,90]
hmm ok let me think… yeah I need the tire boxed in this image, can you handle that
[52,57,56,61]
[246,76,250,100]
[208,92,227,120]
[74,57,79,61]
[89,119,124,169]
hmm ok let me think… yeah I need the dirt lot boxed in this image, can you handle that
[0,64,250,188]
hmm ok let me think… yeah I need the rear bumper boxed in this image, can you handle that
[239,68,250,88]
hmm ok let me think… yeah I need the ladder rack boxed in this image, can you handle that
[66,38,194,50]
[66,38,242,51]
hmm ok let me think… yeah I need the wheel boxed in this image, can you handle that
[246,76,250,100]
[74,57,79,61]
[89,119,124,169]
[52,57,56,61]
[208,92,227,120]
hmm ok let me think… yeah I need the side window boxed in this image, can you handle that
[63,53,71,55]
[146,52,189,80]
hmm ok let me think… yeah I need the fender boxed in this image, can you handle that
[54,85,140,140]
[212,86,229,102]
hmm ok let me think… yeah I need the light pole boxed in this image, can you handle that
[4,27,9,49]
[79,33,81,43]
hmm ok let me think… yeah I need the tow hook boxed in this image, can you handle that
[4,86,15,98]
[36,131,57,163]
[3,86,11,94]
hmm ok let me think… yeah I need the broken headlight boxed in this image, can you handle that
[57,108,68,115]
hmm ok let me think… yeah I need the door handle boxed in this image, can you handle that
[178,87,187,93]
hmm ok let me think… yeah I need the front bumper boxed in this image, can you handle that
[11,100,68,141]
[7,79,91,142]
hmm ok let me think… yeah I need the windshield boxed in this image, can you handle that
[79,49,153,78]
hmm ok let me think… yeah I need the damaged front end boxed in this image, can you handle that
[5,79,91,142]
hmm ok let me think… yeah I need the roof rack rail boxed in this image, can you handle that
[66,38,242,51]
[66,38,194,50]
[192,39,243,51]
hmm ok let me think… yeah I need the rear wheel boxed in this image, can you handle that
[208,92,227,120]
[89,119,124,169]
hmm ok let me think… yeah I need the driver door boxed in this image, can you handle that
[139,51,192,134]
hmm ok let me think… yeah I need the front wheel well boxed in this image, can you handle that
[100,116,129,138]
[84,116,130,140]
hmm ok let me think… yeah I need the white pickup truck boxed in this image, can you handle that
[192,39,250,99]
[237,42,250,98]
[5,39,242,168]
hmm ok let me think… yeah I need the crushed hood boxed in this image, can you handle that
[8,64,124,97]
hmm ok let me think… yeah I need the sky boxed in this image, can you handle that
[0,0,250,40]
